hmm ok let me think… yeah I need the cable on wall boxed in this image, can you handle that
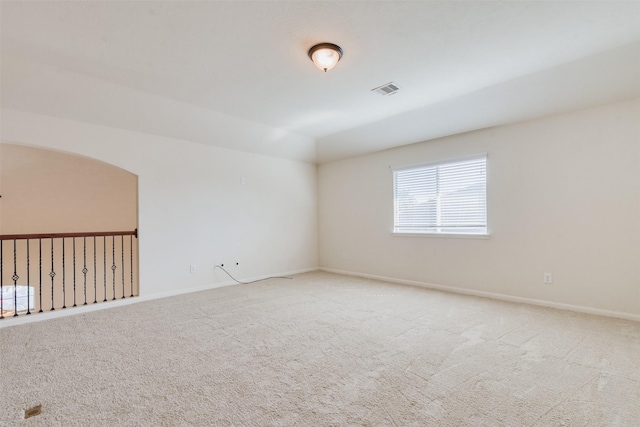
[214,265,292,285]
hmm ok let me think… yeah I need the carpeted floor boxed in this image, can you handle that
[1,271,638,426]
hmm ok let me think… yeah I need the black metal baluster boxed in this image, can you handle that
[12,240,19,317]
[0,231,136,315]
[93,237,97,304]
[73,238,77,307]
[82,237,88,305]
[111,236,116,301]
[26,240,31,315]
[130,235,134,297]
[61,238,66,309]
[50,238,55,311]
[1,240,4,319]
[121,235,125,299]
[103,237,107,302]
[38,239,43,313]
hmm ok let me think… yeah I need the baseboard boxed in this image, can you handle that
[0,267,319,329]
[319,267,640,322]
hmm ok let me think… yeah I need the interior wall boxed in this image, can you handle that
[0,143,137,234]
[318,98,640,316]
[0,144,139,310]
[1,109,318,297]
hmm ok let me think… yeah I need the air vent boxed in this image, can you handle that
[371,82,400,96]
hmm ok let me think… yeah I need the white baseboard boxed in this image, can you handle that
[319,267,640,323]
[7,265,635,327]
[0,267,319,329]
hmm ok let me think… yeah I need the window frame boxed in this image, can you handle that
[391,154,489,238]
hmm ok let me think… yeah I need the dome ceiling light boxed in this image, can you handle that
[308,43,343,72]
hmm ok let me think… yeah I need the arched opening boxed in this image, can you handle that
[0,143,138,317]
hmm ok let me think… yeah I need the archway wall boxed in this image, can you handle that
[0,143,138,235]
[1,109,319,298]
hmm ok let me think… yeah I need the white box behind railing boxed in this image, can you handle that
[1,285,35,312]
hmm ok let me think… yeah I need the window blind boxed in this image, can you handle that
[393,155,487,234]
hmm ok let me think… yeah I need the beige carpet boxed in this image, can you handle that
[1,271,638,426]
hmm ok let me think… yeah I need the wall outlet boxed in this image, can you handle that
[190,265,197,274]
[543,273,553,284]
[341,252,348,261]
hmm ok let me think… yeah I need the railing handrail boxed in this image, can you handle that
[0,229,138,241]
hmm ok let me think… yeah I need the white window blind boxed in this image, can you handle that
[393,155,487,235]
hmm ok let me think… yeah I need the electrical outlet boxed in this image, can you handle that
[341,252,348,261]
[543,273,553,284]
[190,265,197,274]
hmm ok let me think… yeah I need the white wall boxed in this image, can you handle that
[319,98,640,316]
[1,109,318,297]
[2,52,317,163]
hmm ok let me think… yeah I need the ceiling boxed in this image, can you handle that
[1,1,639,163]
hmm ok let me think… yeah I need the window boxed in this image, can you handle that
[393,155,487,235]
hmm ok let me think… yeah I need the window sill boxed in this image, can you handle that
[391,232,491,239]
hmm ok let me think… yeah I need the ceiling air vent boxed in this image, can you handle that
[371,82,400,96]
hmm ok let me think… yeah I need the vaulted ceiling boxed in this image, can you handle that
[2,1,639,163]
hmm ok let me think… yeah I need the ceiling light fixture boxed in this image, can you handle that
[308,43,343,72]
